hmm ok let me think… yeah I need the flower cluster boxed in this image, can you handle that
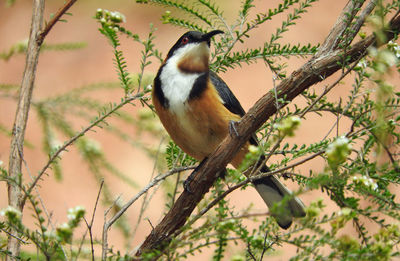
[0,206,22,224]
[56,222,73,243]
[80,138,102,156]
[352,175,378,191]
[326,136,352,167]
[331,208,355,234]
[305,197,325,218]
[274,116,301,137]
[56,206,85,243]
[67,205,85,227]
[387,40,400,59]
[95,9,126,29]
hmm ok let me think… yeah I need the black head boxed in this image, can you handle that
[166,30,224,59]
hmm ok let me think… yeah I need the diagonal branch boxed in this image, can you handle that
[22,94,141,207]
[316,0,365,56]
[37,0,78,45]
[134,8,400,259]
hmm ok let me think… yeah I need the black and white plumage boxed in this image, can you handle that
[152,30,306,228]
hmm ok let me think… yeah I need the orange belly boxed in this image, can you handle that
[153,84,248,167]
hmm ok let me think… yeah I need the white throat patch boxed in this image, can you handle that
[160,43,204,114]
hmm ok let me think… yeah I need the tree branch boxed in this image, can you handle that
[316,0,364,56]
[7,1,45,258]
[6,0,78,258]
[37,0,78,45]
[102,165,195,260]
[134,7,400,258]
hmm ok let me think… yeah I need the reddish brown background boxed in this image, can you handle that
[1,0,399,260]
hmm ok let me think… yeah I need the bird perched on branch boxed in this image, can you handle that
[152,30,305,229]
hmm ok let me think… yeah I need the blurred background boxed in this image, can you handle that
[1,0,398,259]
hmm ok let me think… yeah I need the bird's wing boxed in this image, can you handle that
[210,71,246,117]
[210,71,258,146]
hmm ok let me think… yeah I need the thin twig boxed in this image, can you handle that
[81,180,104,261]
[130,137,166,244]
[172,150,324,240]
[260,230,276,260]
[20,150,69,260]
[101,165,195,260]
[23,94,141,206]
[247,241,257,261]
[349,0,377,42]
[37,0,78,45]
[108,165,194,229]
[316,0,365,55]
[0,228,27,244]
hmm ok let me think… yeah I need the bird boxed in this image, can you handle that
[152,30,306,229]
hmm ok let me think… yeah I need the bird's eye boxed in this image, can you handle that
[181,37,189,45]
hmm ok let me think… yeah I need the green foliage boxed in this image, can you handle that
[0,169,85,259]
[2,0,400,260]
[5,0,16,7]
[132,0,400,260]
[0,40,86,61]
[1,5,162,259]
[97,10,133,95]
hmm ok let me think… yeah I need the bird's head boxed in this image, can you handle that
[164,30,224,73]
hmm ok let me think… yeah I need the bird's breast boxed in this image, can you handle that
[153,80,240,161]
[159,56,201,111]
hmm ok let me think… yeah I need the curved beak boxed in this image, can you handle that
[201,30,224,42]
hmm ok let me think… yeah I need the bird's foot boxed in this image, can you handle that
[183,158,208,193]
[183,176,194,194]
[229,120,240,138]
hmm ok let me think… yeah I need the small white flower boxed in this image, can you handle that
[275,116,301,136]
[82,139,102,155]
[44,230,56,240]
[338,207,352,216]
[67,206,85,220]
[388,40,400,58]
[50,139,62,153]
[0,206,22,220]
[110,11,126,23]
[364,178,378,191]
[248,145,260,154]
[368,46,378,57]
[60,222,70,230]
[352,175,378,191]
[326,136,352,166]
[356,59,368,69]
[0,160,3,166]
[380,50,398,67]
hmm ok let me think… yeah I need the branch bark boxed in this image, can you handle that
[134,6,400,260]
[6,0,78,258]
[7,1,45,258]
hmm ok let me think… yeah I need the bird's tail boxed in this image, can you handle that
[253,167,306,229]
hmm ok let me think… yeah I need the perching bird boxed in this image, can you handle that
[152,30,305,228]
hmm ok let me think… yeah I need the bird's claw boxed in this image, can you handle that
[183,158,207,194]
[229,120,240,138]
[183,177,194,194]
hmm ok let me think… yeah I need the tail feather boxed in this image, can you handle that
[253,174,306,229]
